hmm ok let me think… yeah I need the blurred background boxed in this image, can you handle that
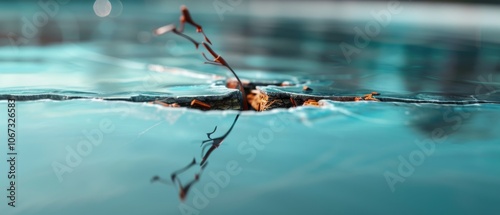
[0,0,499,99]
[1,1,500,215]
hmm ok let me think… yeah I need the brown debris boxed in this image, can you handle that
[247,90,276,111]
[303,99,321,107]
[353,92,380,102]
[191,99,211,110]
[362,92,380,101]
[289,97,297,107]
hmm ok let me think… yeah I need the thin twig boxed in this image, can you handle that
[153,5,248,110]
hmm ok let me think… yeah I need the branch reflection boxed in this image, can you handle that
[151,113,240,201]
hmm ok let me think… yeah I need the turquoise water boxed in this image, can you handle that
[1,100,499,215]
[1,2,500,215]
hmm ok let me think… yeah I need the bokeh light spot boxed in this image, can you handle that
[93,0,112,18]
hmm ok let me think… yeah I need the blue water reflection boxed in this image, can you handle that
[1,100,499,215]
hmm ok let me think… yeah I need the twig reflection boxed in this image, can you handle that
[151,114,240,201]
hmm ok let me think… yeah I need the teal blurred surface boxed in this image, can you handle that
[0,1,500,215]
